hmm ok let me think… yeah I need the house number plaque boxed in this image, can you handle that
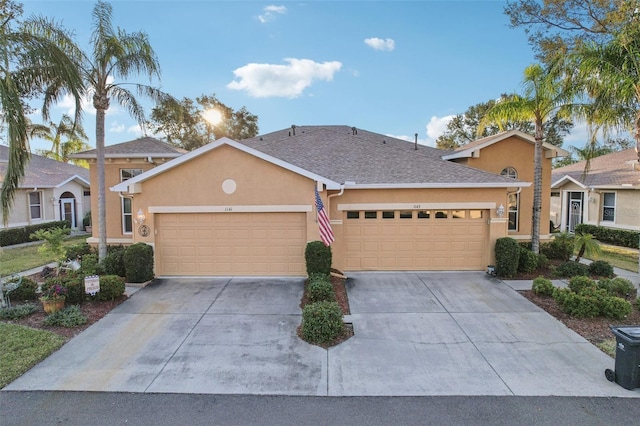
[138,225,150,237]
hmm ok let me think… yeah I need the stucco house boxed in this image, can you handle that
[77,126,567,276]
[0,145,90,230]
[551,148,640,232]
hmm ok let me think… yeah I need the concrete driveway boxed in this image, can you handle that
[5,272,639,397]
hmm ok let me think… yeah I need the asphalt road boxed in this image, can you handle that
[2,392,640,425]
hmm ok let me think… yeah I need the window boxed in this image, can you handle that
[121,169,143,181]
[435,210,448,219]
[28,192,42,220]
[500,167,518,179]
[122,198,133,233]
[346,211,360,219]
[603,192,615,222]
[452,210,465,219]
[382,211,395,219]
[120,169,142,234]
[399,211,413,219]
[417,210,430,219]
[508,193,519,231]
[469,210,483,219]
[364,211,377,219]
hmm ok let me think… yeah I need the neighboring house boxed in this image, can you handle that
[71,137,185,245]
[551,148,640,232]
[85,126,566,277]
[0,145,90,230]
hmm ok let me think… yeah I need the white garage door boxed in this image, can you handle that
[344,209,488,271]
[156,212,307,276]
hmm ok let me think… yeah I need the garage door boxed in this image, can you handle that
[344,209,487,270]
[156,212,306,276]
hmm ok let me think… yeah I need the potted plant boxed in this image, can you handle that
[83,211,92,233]
[40,284,67,313]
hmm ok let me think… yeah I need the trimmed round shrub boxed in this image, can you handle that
[540,233,574,261]
[588,260,614,278]
[9,277,38,301]
[305,241,332,276]
[518,247,538,274]
[307,278,335,303]
[599,277,637,299]
[301,300,344,344]
[537,253,549,269]
[557,291,602,318]
[80,254,104,276]
[495,237,520,278]
[43,274,85,305]
[532,277,554,296]
[104,246,126,277]
[65,242,92,261]
[601,297,633,320]
[124,243,154,283]
[92,275,126,301]
[554,261,589,278]
[568,276,596,294]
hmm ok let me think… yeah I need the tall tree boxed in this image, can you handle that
[80,0,168,260]
[504,0,633,64]
[569,16,640,169]
[436,96,572,150]
[479,63,573,254]
[148,93,259,150]
[31,114,90,166]
[0,0,83,223]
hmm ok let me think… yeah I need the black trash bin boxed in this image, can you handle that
[605,325,640,390]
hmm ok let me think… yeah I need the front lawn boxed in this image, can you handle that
[0,323,65,388]
[0,235,87,275]
[584,245,639,273]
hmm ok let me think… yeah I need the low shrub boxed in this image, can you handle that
[65,242,92,261]
[80,254,104,276]
[43,305,87,327]
[495,237,520,278]
[555,289,604,318]
[568,276,596,294]
[554,261,589,278]
[305,241,332,276]
[0,304,38,319]
[124,243,154,283]
[537,253,549,269]
[307,278,335,303]
[599,277,637,299]
[532,277,554,296]
[5,277,38,301]
[540,232,574,261]
[0,220,69,247]
[518,247,538,274]
[301,301,344,344]
[42,274,85,305]
[104,246,126,277]
[575,224,640,249]
[308,272,331,282]
[91,275,125,301]
[588,260,614,278]
[601,297,633,320]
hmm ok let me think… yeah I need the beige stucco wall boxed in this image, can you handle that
[455,136,553,239]
[613,189,640,229]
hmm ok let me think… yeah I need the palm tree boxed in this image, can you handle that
[571,19,640,169]
[0,0,83,223]
[478,64,573,254]
[79,1,168,260]
[31,114,90,166]
[573,232,601,263]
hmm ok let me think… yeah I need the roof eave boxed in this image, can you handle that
[343,182,532,189]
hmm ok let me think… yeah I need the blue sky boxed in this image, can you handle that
[20,0,587,152]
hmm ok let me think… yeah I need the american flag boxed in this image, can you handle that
[315,187,335,246]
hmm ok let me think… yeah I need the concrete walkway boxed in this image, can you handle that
[5,272,639,397]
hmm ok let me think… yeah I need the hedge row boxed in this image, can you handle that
[0,221,70,247]
[574,224,639,249]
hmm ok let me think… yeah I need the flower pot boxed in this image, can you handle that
[42,298,65,314]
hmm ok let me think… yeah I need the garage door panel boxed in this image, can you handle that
[157,212,306,276]
[345,210,487,271]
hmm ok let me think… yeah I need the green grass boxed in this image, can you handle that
[584,245,639,273]
[0,323,65,388]
[597,338,616,358]
[0,236,87,276]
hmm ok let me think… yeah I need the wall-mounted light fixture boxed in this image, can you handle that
[136,208,146,224]
[496,204,505,218]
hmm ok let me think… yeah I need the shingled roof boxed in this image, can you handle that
[71,137,185,159]
[0,145,89,188]
[239,125,524,186]
[552,148,640,188]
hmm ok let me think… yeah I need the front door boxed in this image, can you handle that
[567,192,583,232]
[61,198,76,228]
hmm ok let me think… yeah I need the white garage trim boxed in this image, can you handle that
[338,202,496,211]
[149,205,312,214]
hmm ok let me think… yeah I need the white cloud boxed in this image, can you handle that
[227,58,342,98]
[364,37,395,51]
[258,5,286,23]
[56,93,95,116]
[109,122,125,133]
[425,115,455,146]
[127,124,142,136]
